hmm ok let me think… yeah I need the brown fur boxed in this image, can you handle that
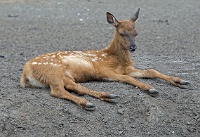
[20,9,189,110]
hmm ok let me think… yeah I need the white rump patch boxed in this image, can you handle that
[27,76,45,88]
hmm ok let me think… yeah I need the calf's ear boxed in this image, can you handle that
[106,12,119,27]
[131,8,140,22]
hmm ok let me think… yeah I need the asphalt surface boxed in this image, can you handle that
[0,0,200,137]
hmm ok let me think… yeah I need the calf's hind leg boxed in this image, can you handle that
[64,77,119,102]
[48,75,95,110]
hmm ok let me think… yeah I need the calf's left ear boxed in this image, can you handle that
[106,12,119,27]
[131,8,140,22]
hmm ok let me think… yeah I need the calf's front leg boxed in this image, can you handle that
[127,67,190,88]
[101,71,159,96]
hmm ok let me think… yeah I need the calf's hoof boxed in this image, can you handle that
[148,88,159,97]
[83,102,96,111]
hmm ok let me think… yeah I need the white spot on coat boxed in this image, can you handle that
[101,53,107,57]
[91,57,99,62]
[43,62,48,65]
[32,62,38,65]
[74,51,83,54]
[59,55,64,58]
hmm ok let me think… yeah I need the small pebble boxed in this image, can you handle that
[117,108,126,115]
[0,55,5,58]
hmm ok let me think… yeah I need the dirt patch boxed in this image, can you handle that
[0,0,199,137]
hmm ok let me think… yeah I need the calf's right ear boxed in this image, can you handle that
[106,12,119,27]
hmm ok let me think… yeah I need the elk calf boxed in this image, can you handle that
[20,8,189,110]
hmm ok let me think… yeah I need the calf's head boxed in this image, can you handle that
[106,8,140,52]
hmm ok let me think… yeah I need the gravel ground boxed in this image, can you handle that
[0,0,200,137]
